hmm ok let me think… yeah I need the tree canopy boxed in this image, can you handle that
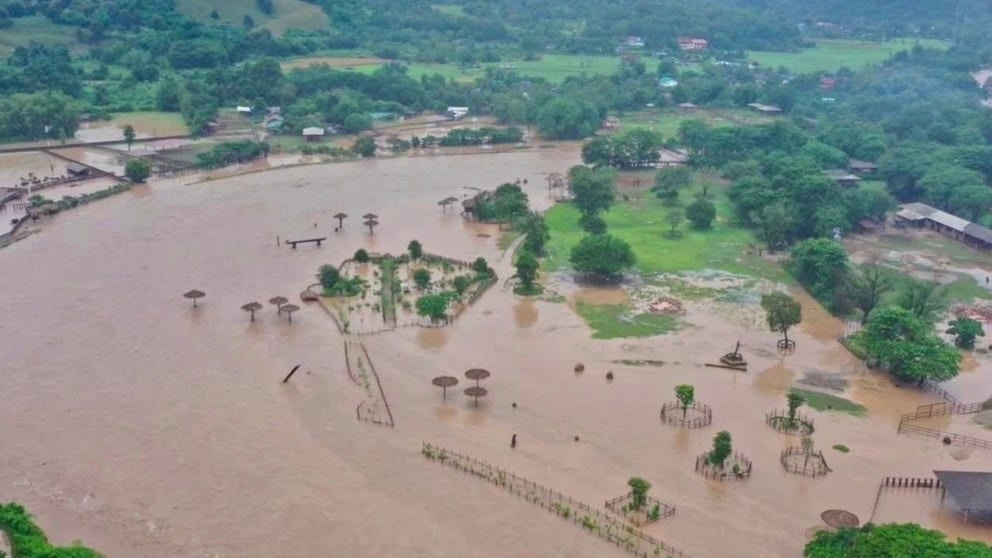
[856,306,961,383]
[569,234,636,280]
[805,523,992,558]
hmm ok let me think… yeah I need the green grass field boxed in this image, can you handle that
[749,38,948,74]
[333,54,623,84]
[793,388,868,417]
[544,183,782,280]
[617,107,775,139]
[176,0,330,34]
[575,302,681,339]
[0,16,86,58]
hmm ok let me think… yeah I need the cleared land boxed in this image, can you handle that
[749,38,948,74]
[0,16,85,58]
[176,0,330,34]
[617,107,776,138]
[309,54,625,84]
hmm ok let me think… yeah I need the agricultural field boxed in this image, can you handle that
[0,16,86,58]
[616,107,776,138]
[176,0,330,34]
[286,54,627,84]
[748,37,948,74]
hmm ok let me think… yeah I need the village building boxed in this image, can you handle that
[445,106,469,120]
[658,76,679,88]
[678,37,708,50]
[236,106,252,115]
[746,103,783,114]
[677,102,698,111]
[66,163,91,177]
[934,470,992,524]
[625,36,645,48]
[895,202,992,252]
[849,159,878,176]
[302,127,326,142]
[657,148,689,168]
[826,169,861,188]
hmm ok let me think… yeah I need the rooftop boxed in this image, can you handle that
[934,471,992,512]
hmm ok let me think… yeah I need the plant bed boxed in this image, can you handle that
[604,493,675,526]
[765,410,815,436]
[694,451,752,481]
[780,446,831,477]
[660,401,712,428]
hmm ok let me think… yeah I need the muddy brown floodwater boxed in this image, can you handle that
[2,149,992,558]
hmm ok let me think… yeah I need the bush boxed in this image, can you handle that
[196,141,269,169]
[125,159,152,183]
[0,502,102,558]
[569,234,636,279]
[354,249,370,263]
[686,198,716,229]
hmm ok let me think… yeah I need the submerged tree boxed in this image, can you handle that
[786,390,806,426]
[897,279,946,323]
[408,240,423,259]
[947,317,985,349]
[413,268,431,291]
[627,477,651,510]
[515,250,539,292]
[123,124,135,151]
[675,384,695,417]
[416,294,449,324]
[708,431,733,468]
[760,292,802,347]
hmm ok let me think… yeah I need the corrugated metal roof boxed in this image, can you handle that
[934,470,992,511]
[928,210,970,232]
[965,223,992,244]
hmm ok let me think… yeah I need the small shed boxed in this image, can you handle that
[446,106,469,120]
[659,76,679,88]
[849,159,878,176]
[677,102,698,111]
[657,148,689,168]
[826,169,861,189]
[747,103,783,114]
[934,470,992,523]
[236,106,252,115]
[302,127,325,142]
[66,163,90,177]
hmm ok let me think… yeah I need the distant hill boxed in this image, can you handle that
[175,0,330,35]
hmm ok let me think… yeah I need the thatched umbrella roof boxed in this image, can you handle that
[432,376,459,400]
[465,368,490,384]
[333,212,348,219]
[241,301,263,321]
[464,386,488,406]
[820,509,859,529]
[280,303,300,322]
[362,212,378,219]
[183,289,205,307]
[269,296,289,308]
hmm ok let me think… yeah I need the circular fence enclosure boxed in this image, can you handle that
[694,451,752,481]
[766,410,815,436]
[660,401,713,429]
[780,447,831,477]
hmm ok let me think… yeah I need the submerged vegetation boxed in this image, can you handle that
[0,502,102,558]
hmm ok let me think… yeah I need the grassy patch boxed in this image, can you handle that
[432,4,466,17]
[575,302,680,339]
[0,16,85,58]
[346,54,624,84]
[176,0,329,34]
[748,38,947,74]
[832,444,850,453]
[793,389,867,417]
[544,185,784,281]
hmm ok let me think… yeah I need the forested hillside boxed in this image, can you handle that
[723,0,992,41]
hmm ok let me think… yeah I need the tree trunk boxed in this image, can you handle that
[250,311,255,322]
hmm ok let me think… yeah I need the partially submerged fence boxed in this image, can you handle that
[604,493,676,523]
[421,443,690,558]
[765,410,815,435]
[660,402,712,429]
[694,452,752,481]
[868,476,943,522]
[344,341,394,427]
[896,399,992,451]
[779,446,831,478]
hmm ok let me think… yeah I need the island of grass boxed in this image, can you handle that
[544,169,786,339]
[316,246,495,334]
[791,388,868,417]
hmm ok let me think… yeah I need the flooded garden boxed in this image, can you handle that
[1,148,991,558]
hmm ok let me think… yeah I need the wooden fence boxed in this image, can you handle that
[779,446,831,478]
[344,341,394,427]
[895,398,992,451]
[659,402,712,429]
[765,410,814,435]
[604,493,676,523]
[868,476,943,522]
[694,452,752,481]
[422,443,690,558]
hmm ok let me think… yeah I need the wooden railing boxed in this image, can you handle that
[422,443,690,558]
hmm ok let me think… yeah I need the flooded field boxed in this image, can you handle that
[0,151,69,188]
[75,113,190,143]
[2,149,992,558]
